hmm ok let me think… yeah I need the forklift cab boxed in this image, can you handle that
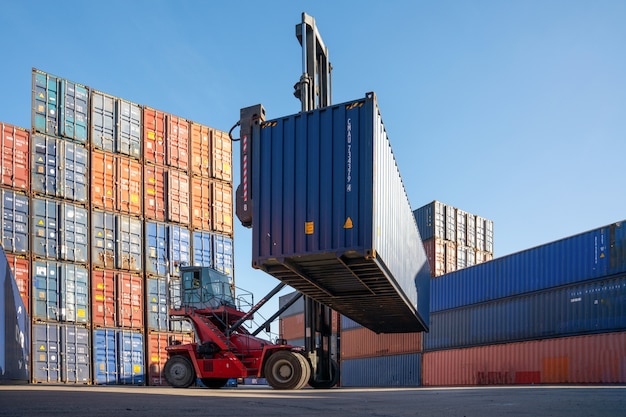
[180,266,236,309]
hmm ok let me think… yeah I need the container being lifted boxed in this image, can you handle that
[237,92,430,334]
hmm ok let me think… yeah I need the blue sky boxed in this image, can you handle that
[1,1,625,333]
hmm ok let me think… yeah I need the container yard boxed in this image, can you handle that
[2,6,626,396]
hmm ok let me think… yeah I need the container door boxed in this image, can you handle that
[145,221,168,276]
[0,123,30,190]
[59,263,89,323]
[61,141,88,202]
[33,71,59,136]
[117,272,143,329]
[116,215,142,271]
[212,181,232,236]
[117,100,142,159]
[146,277,168,331]
[143,107,166,165]
[32,323,61,383]
[91,211,116,269]
[144,164,166,221]
[169,225,190,277]
[211,128,232,182]
[117,156,142,215]
[2,190,29,254]
[118,330,144,384]
[59,80,88,143]
[192,230,212,267]
[190,122,210,177]
[31,134,59,197]
[166,169,190,225]
[90,91,116,152]
[61,324,90,383]
[59,203,88,263]
[32,260,59,321]
[213,234,233,277]
[32,197,58,259]
[93,329,118,384]
[191,176,211,231]
[166,115,189,170]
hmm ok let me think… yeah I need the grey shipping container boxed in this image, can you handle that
[1,189,29,254]
[278,290,305,318]
[32,323,90,384]
[32,260,89,323]
[340,353,422,387]
[248,93,429,333]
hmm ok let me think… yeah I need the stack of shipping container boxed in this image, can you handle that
[0,68,235,385]
[414,200,494,277]
[422,221,626,385]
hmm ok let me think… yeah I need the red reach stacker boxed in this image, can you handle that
[163,266,338,390]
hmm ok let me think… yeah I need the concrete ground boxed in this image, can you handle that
[0,385,625,417]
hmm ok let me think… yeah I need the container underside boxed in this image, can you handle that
[257,252,427,333]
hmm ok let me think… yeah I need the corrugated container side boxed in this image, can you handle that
[192,230,212,267]
[6,254,30,314]
[118,330,144,384]
[251,94,429,333]
[190,122,211,177]
[147,331,194,386]
[166,169,190,225]
[278,291,305,318]
[414,201,446,241]
[169,224,190,277]
[213,233,233,277]
[91,210,116,269]
[143,107,166,166]
[32,323,90,384]
[32,197,58,259]
[117,156,142,216]
[430,221,626,312]
[59,202,88,263]
[0,123,29,190]
[145,276,192,332]
[116,99,142,159]
[422,238,446,277]
[90,150,116,210]
[341,327,422,359]
[166,115,189,170]
[144,164,166,221]
[279,313,304,340]
[340,353,422,387]
[1,189,29,254]
[90,91,116,152]
[212,180,233,236]
[211,128,232,182]
[92,328,144,385]
[117,272,143,329]
[145,221,168,277]
[191,176,212,231]
[425,274,626,350]
[341,315,362,331]
[423,332,626,385]
[32,135,88,202]
[91,269,143,329]
[116,214,142,271]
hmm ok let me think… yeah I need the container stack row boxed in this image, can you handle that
[414,200,494,277]
[1,67,236,386]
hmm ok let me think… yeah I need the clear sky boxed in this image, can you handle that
[1,1,625,334]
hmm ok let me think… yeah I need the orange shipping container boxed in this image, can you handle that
[167,169,190,225]
[191,176,212,231]
[167,115,189,170]
[341,327,423,359]
[147,331,194,386]
[190,122,211,177]
[1,123,29,191]
[212,128,232,182]
[143,107,166,166]
[6,254,29,314]
[117,156,142,215]
[212,180,233,236]
[92,269,144,329]
[91,150,116,211]
[144,164,166,221]
[279,314,305,340]
[422,332,626,386]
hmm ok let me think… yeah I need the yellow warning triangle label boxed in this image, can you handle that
[600,253,605,258]
[39,345,45,351]
[38,220,44,225]
[37,156,44,163]
[344,217,353,229]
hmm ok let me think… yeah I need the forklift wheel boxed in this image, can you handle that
[309,359,340,389]
[164,356,196,388]
[264,351,309,390]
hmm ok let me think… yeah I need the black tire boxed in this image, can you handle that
[264,350,308,390]
[163,355,195,388]
[294,353,312,390]
[309,359,340,389]
[201,378,229,389]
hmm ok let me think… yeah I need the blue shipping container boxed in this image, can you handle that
[60,202,88,263]
[425,274,626,351]
[32,69,88,143]
[340,353,421,387]
[32,261,89,323]
[248,93,429,333]
[169,225,190,277]
[32,197,57,259]
[145,276,192,332]
[32,323,90,383]
[1,189,29,254]
[92,328,144,385]
[192,230,212,268]
[91,211,116,268]
[145,221,168,276]
[0,248,30,383]
[213,233,233,277]
[430,221,626,312]
[116,214,142,271]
